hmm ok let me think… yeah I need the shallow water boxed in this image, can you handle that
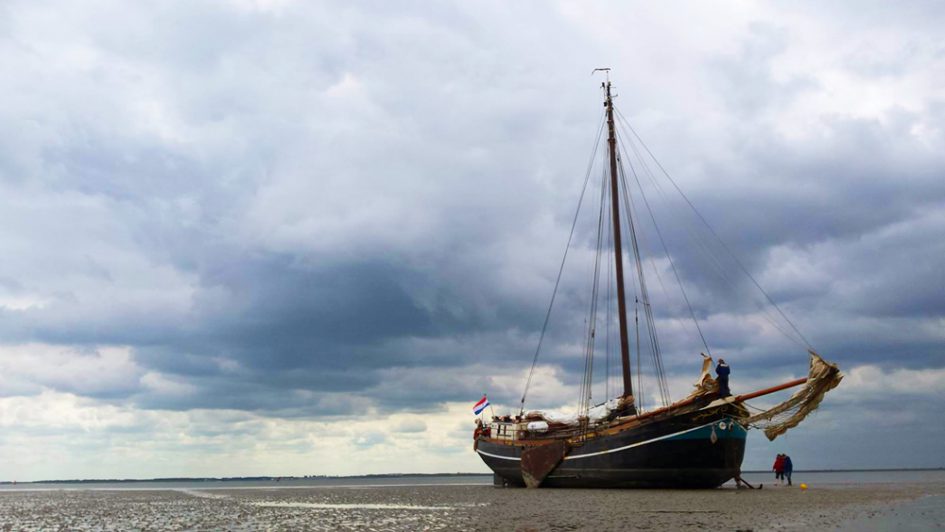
[734,469,945,487]
[836,494,945,531]
[0,474,492,491]
[2,469,942,492]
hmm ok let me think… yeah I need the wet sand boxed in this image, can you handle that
[1,482,943,531]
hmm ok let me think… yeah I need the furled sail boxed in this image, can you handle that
[684,354,718,400]
[524,396,634,427]
[746,352,843,440]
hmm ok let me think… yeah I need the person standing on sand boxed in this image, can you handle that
[773,454,785,485]
[783,455,793,486]
[715,359,731,397]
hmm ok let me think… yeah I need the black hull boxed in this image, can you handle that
[477,409,746,489]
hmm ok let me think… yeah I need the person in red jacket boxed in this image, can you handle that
[773,454,785,485]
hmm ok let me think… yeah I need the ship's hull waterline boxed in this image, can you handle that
[477,410,747,489]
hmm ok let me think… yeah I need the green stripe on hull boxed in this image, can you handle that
[667,419,747,441]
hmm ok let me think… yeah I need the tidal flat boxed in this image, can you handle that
[1,482,943,531]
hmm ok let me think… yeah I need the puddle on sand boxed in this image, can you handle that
[250,501,459,510]
[175,489,230,500]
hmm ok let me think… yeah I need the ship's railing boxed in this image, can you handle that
[488,421,523,441]
[488,420,600,441]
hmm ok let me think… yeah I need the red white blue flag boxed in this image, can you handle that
[473,395,490,415]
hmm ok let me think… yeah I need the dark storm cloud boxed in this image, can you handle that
[1,0,943,464]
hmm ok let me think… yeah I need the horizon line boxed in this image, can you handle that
[3,467,944,485]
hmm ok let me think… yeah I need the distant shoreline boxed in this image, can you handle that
[3,468,943,485]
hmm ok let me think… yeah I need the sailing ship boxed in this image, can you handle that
[474,73,842,489]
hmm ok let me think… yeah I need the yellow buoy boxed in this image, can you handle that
[800,483,808,490]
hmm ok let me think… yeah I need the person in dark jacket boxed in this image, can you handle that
[716,359,731,397]
[783,455,794,486]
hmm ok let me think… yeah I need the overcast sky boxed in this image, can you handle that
[1,1,943,481]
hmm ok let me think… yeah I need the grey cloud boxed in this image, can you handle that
[392,419,427,433]
[1,0,944,475]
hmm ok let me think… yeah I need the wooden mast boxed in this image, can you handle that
[604,80,634,404]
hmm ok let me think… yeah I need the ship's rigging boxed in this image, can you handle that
[519,77,816,419]
[476,75,841,489]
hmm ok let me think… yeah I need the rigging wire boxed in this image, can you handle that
[519,114,606,414]
[523,98,816,418]
[615,110,813,349]
[624,131,806,349]
[635,296,643,410]
[604,184,614,400]
[616,131,712,356]
[611,116,794,346]
[580,162,608,418]
[616,152,671,406]
[613,111,809,348]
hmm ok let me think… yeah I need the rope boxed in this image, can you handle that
[579,161,609,418]
[604,182,614,400]
[520,114,606,414]
[616,152,671,406]
[617,112,813,349]
[616,130,712,356]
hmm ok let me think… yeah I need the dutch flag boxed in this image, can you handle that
[473,395,490,415]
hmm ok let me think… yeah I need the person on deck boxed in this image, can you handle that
[473,420,480,445]
[773,454,785,485]
[715,359,731,397]
[783,455,794,486]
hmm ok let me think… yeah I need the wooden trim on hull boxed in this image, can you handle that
[477,411,746,489]
[481,399,746,448]
[481,436,746,489]
[481,377,804,451]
